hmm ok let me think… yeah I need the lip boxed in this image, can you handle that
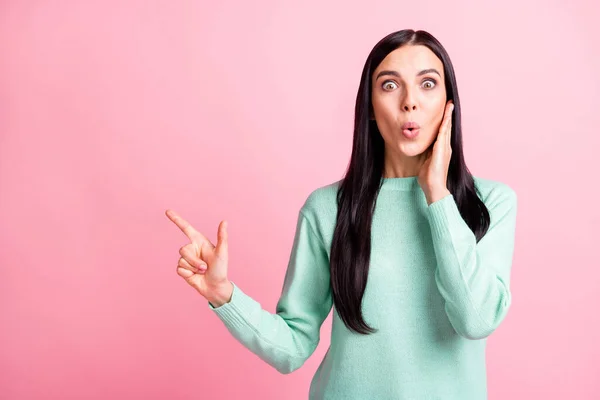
[402,128,420,139]
[401,121,421,130]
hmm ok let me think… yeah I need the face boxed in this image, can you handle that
[371,45,449,165]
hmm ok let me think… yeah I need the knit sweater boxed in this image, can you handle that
[208,175,518,400]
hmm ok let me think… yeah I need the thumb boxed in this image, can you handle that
[215,220,228,257]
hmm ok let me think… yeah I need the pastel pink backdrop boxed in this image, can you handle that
[1,1,598,399]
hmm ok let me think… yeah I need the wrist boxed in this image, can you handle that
[207,280,234,308]
[426,187,451,205]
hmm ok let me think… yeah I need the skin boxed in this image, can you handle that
[165,210,233,307]
[370,44,454,205]
[166,45,457,305]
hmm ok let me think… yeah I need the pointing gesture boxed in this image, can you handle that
[165,209,232,304]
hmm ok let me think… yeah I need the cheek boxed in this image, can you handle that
[428,105,445,131]
[422,116,443,144]
[424,127,438,146]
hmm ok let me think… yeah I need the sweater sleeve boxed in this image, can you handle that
[426,185,518,340]
[207,209,333,374]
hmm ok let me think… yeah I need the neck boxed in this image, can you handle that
[382,148,428,178]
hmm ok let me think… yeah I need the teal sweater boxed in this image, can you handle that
[208,176,518,399]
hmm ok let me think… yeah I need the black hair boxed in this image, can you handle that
[329,29,491,335]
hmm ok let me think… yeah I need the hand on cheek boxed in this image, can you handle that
[418,100,454,205]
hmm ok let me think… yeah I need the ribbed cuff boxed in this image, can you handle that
[207,281,258,330]
[426,193,464,240]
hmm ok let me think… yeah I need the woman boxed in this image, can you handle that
[166,29,518,399]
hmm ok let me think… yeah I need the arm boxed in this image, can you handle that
[207,210,333,374]
[426,185,518,340]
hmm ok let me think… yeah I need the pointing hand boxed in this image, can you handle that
[165,209,232,304]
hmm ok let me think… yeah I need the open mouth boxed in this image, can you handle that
[402,127,420,138]
[401,122,421,131]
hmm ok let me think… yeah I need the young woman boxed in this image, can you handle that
[166,29,518,400]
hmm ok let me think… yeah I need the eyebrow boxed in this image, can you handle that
[375,68,441,81]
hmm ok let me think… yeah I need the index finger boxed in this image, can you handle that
[443,101,454,125]
[441,102,453,139]
[165,209,208,243]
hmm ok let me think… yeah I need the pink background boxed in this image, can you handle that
[1,1,599,399]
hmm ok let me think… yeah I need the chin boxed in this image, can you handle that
[396,140,429,157]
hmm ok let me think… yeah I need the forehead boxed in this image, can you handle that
[373,45,444,79]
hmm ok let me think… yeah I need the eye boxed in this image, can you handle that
[422,79,437,89]
[382,80,398,91]
[382,78,437,91]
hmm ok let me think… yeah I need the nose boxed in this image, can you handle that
[402,85,417,111]
[402,87,417,111]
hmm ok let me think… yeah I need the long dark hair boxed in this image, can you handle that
[330,29,491,335]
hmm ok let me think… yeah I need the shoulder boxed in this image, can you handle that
[300,179,341,215]
[296,179,341,238]
[473,175,518,212]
